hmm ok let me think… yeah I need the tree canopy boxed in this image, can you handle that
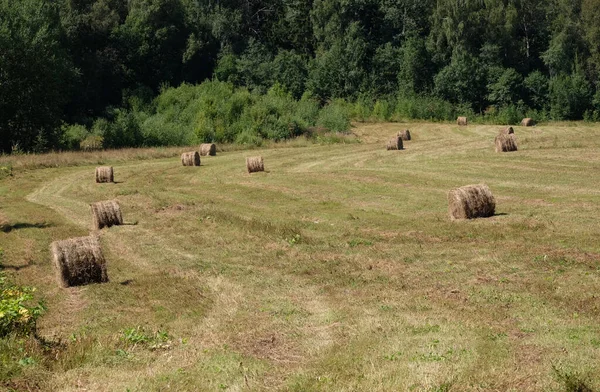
[2,0,600,152]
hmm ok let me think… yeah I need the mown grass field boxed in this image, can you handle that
[1,122,600,391]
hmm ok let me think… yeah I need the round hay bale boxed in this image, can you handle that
[386,136,403,150]
[448,184,496,220]
[91,200,123,230]
[495,134,518,153]
[398,130,411,141]
[521,118,534,127]
[200,143,217,156]
[457,117,468,126]
[51,235,109,288]
[181,151,201,166]
[95,166,114,183]
[246,156,264,173]
[500,126,514,135]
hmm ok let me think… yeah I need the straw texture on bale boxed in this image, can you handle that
[91,200,123,230]
[386,136,403,150]
[448,184,496,220]
[500,126,515,135]
[200,143,217,156]
[95,166,114,183]
[51,236,109,288]
[521,118,534,127]
[495,134,518,152]
[246,156,265,173]
[457,117,468,126]
[398,130,411,141]
[181,151,201,166]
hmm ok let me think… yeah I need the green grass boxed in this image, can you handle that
[1,122,600,391]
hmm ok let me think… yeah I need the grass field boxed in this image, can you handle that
[1,122,600,391]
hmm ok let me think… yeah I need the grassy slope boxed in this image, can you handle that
[1,122,600,391]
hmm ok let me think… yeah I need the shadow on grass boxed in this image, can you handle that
[1,222,54,233]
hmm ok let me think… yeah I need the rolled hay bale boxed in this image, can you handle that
[457,117,468,126]
[51,235,109,288]
[246,156,265,173]
[448,184,496,220]
[386,136,403,150]
[200,143,217,156]
[521,118,534,127]
[495,134,518,153]
[181,151,201,166]
[500,126,515,135]
[398,130,411,141]
[90,200,123,230]
[95,166,114,183]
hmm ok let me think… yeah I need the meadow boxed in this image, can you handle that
[1,122,599,391]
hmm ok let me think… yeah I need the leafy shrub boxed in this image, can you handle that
[0,250,45,337]
[395,95,456,121]
[316,100,351,132]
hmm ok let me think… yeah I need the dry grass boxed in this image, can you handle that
[200,143,217,156]
[90,200,123,230]
[95,166,114,183]
[495,134,518,152]
[447,184,496,219]
[386,136,403,150]
[51,235,108,288]
[246,156,265,173]
[181,151,201,166]
[398,129,411,141]
[522,118,535,127]
[2,122,600,391]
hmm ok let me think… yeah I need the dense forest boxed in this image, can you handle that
[2,0,600,153]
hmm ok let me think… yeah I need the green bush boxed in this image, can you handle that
[316,100,351,132]
[0,250,45,337]
[395,95,456,121]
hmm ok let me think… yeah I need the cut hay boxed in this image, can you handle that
[90,200,123,230]
[457,117,468,126]
[51,236,109,288]
[95,166,114,183]
[246,156,265,173]
[521,118,534,127]
[500,126,515,135]
[448,184,496,220]
[495,134,518,153]
[386,136,403,150]
[200,143,217,156]
[181,151,201,166]
[398,130,411,141]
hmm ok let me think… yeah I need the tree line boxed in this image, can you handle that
[1,0,600,153]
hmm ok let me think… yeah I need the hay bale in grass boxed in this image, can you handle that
[51,236,108,288]
[398,130,411,141]
[95,166,114,183]
[181,151,201,166]
[246,156,264,173]
[200,143,217,156]
[386,136,403,150]
[91,200,123,230]
[495,134,518,153]
[448,184,496,220]
[521,118,534,127]
[457,117,468,126]
[500,126,515,135]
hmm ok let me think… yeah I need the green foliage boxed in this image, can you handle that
[549,73,593,120]
[395,95,456,122]
[487,68,523,107]
[0,250,45,337]
[316,101,351,132]
[121,326,171,350]
[0,0,78,154]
